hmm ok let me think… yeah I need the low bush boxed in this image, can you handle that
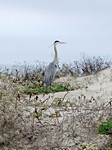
[98,117,112,135]
[24,82,73,94]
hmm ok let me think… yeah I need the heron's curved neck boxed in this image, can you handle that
[54,44,58,64]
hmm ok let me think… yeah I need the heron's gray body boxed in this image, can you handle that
[45,61,57,87]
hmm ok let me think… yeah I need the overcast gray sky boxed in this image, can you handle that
[0,0,112,65]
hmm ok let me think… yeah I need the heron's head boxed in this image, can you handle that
[54,40,66,45]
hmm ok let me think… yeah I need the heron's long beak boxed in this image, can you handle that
[60,42,66,44]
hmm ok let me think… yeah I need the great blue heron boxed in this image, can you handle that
[45,40,66,87]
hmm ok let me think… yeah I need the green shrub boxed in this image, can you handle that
[98,118,112,134]
[24,82,72,94]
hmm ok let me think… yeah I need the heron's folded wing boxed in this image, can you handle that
[45,62,56,87]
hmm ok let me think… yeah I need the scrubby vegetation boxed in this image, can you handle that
[2,53,111,81]
[0,54,112,149]
[58,53,112,77]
